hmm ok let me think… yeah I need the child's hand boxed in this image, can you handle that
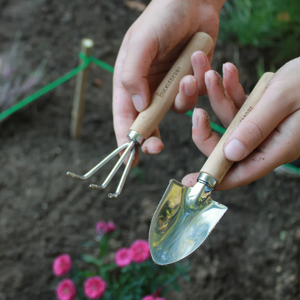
[182,57,300,190]
[113,0,225,166]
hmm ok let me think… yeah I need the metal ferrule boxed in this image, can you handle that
[184,172,218,212]
[197,172,218,190]
[127,130,144,145]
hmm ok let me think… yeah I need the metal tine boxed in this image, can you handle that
[108,146,136,199]
[66,142,131,180]
[90,141,135,190]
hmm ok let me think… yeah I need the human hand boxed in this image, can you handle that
[182,58,300,190]
[113,0,225,165]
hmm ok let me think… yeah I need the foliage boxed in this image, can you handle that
[131,166,145,184]
[219,0,300,63]
[53,221,190,300]
[0,43,45,115]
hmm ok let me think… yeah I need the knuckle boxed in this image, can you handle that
[244,120,264,144]
[120,71,137,90]
[193,129,212,145]
[287,146,300,163]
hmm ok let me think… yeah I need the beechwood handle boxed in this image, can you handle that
[200,72,274,184]
[130,32,213,140]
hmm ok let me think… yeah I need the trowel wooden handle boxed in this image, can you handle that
[200,72,274,183]
[130,32,213,139]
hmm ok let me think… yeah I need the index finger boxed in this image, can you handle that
[113,36,138,148]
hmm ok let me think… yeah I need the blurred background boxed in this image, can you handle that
[0,0,300,299]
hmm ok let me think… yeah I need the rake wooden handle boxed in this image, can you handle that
[200,72,274,183]
[130,32,213,139]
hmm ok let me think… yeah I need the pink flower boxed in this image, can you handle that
[53,254,72,276]
[84,276,106,299]
[95,221,108,235]
[130,240,150,263]
[141,296,166,300]
[95,221,117,235]
[115,247,132,267]
[141,296,155,300]
[153,288,162,298]
[106,221,116,233]
[56,279,76,300]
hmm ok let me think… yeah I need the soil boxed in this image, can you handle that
[0,1,300,300]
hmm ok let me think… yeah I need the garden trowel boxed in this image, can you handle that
[149,72,274,265]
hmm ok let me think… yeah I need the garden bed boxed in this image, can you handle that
[0,0,299,299]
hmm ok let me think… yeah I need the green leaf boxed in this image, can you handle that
[81,254,102,267]
[182,273,190,282]
[99,234,109,258]
[131,166,145,184]
[101,263,117,272]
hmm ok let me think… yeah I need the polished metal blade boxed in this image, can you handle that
[149,179,227,265]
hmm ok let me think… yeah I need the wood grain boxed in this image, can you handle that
[130,32,213,139]
[200,72,274,183]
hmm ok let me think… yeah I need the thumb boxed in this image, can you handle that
[121,35,157,112]
[223,84,286,162]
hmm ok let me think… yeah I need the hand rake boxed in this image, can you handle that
[67,32,213,198]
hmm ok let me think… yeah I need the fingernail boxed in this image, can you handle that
[223,63,228,78]
[224,138,246,161]
[204,72,211,89]
[195,51,206,67]
[192,108,200,129]
[132,94,145,112]
[183,77,197,96]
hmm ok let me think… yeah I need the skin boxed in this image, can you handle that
[182,56,300,190]
[113,0,225,165]
[113,0,300,189]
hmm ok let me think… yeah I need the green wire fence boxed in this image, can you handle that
[0,52,298,174]
[0,52,225,133]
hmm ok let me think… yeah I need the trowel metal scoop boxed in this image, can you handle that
[149,72,274,265]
